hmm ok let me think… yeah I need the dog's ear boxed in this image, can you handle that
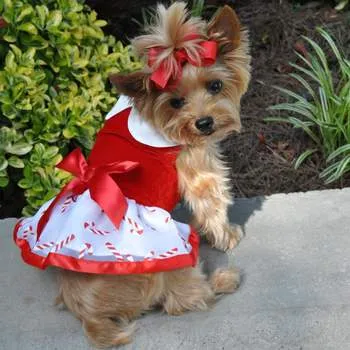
[109,71,148,98]
[207,5,241,53]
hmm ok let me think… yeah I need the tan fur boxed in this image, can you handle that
[177,144,244,251]
[58,266,237,347]
[59,3,251,348]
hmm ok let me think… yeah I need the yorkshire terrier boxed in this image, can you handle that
[57,2,250,347]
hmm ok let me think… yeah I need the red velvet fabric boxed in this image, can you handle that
[88,108,182,212]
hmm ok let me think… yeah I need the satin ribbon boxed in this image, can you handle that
[37,148,139,237]
[148,39,218,90]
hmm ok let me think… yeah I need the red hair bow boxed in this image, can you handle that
[37,148,139,237]
[148,37,218,90]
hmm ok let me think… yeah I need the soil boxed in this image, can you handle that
[86,0,350,197]
[1,0,349,218]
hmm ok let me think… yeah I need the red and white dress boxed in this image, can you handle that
[13,96,199,274]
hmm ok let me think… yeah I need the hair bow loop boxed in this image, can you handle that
[148,39,218,90]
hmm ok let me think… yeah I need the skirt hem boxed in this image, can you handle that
[13,220,200,275]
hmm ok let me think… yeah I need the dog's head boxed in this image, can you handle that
[110,2,251,146]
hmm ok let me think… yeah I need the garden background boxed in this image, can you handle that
[0,0,349,218]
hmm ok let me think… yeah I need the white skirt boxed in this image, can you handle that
[14,190,199,274]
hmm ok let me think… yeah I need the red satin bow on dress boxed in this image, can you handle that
[37,148,139,237]
[148,37,218,90]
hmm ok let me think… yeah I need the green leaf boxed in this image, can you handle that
[9,44,22,58]
[22,205,35,217]
[3,34,17,43]
[6,143,33,155]
[18,23,38,35]
[63,128,76,139]
[72,58,89,69]
[35,5,49,27]
[46,10,62,28]
[0,157,8,171]
[20,33,48,49]
[16,5,34,22]
[33,143,45,156]
[23,47,36,61]
[18,178,31,189]
[8,156,25,168]
[5,51,16,70]
[0,177,9,188]
[43,146,59,160]
[94,20,107,27]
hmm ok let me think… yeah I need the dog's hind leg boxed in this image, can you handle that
[162,266,240,316]
[162,266,214,315]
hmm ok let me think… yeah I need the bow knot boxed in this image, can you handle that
[80,166,95,183]
[148,37,218,90]
[37,149,139,237]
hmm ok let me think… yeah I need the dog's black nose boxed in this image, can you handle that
[195,116,214,134]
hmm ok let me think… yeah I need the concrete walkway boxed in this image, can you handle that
[1,189,350,350]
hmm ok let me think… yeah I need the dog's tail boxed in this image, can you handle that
[83,317,136,348]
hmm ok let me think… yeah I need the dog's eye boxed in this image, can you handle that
[207,80,223,95]
[170,97,185,109]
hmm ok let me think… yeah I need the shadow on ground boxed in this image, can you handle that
[172,196,265,274]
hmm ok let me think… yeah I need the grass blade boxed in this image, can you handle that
[294,149,317,169]
[326,144,350,162]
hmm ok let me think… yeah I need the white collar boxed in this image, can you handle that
[106,95,179,148]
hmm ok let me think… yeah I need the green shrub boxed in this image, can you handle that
[0,0,142,216]
[266,28,350,184]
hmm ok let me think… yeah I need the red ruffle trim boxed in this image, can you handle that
[13,220,199,275]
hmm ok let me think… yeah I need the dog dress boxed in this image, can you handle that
[13,95,199,274]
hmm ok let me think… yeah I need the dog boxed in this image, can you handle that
[56,3,251,347]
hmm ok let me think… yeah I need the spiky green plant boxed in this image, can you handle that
[266,28,350,184]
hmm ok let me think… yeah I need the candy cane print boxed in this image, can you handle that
[126,217,144,235]
[145,207,170,223]
[78,243,93,259]
[60,195,78,213]
[157,248,178,259]
[35,241,55,251]
[105,242,124,261]
[54,234,76,252]
[86,243,93,255]
[180,236,191,251]
[22,225,35,239]
[84,221,110,236]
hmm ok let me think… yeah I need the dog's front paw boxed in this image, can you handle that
[208,224,243,251]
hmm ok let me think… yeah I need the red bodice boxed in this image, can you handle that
[88,108,181,212]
